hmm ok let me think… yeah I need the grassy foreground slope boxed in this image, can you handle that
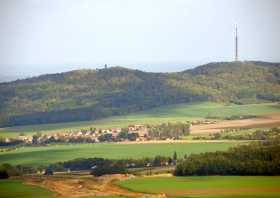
[118,176,280,198]
[0,180,53,198]
[0,142,238,166]
[1,102,279,137]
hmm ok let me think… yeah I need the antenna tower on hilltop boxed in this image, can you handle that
[235,24,238,61]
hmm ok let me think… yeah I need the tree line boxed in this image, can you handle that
[47,152,178,177]
[148,123,190,140]
[0,151,179,179]
[175,139,280,176]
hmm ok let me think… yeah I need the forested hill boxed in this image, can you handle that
[180,61,280,102]
[0,61,280,127]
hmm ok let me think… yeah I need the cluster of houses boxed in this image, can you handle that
[1,120,219,145]
[11,124,149,144]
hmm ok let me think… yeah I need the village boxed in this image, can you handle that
[1,120,221,146]
[13,124,149,144]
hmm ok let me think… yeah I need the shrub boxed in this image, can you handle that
[0,164,20,177]
[0,170,9,179]
[44,168,53,175]
[90,165,126,177]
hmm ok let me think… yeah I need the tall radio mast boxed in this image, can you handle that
[235,24,238,61]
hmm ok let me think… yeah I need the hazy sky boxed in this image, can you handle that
[0,0,280,78]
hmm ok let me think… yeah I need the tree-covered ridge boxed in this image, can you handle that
[175,61,280,103]
[0,61,280,127]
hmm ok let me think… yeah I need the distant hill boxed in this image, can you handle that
[0,75,28,83]
[181,61,280,103]
[0,61,280,127]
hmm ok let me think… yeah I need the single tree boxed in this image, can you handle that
[172,151,177,164]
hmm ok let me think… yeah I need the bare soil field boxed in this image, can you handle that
[23,174,166,198]
[191,113,280,134]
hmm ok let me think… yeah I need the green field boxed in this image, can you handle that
[118,176,280,198]
[0,142,239,166]
[1,102,279,137]
[0,180,53,198]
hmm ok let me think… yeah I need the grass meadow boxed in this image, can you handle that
[118,176,280,198]
[1,102,279,137]
[0,180,53,198]
[0,142,239,166]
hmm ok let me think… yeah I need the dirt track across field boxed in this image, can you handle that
[191,113,280,134]
[117,139,245,144]
[24,174,167,198]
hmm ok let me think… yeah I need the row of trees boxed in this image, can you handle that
[175,139,280,176]
[97,131,139,142]
[46,152,178,176]
[0,152,178,178]
[148,123,190,140]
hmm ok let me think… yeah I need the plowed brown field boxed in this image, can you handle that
[191,113,280,134]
